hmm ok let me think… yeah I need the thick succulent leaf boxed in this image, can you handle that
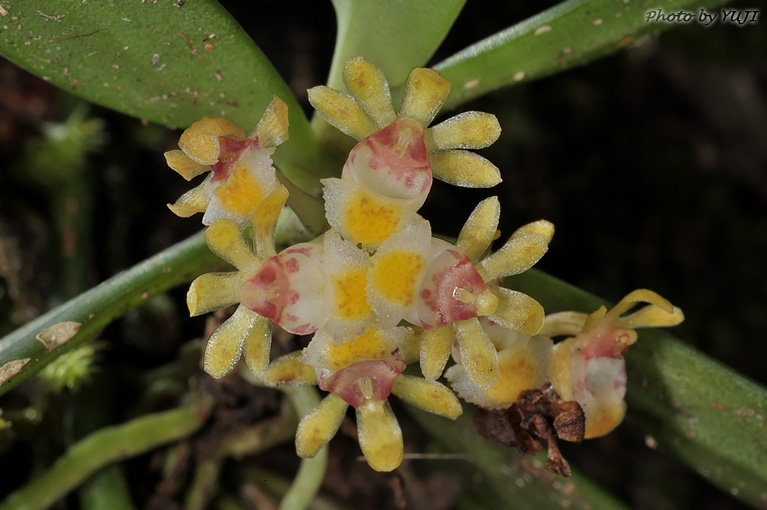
[0,0,332,190]
[434,0,728,111]
[507,269,767,508]
[326,0,465,91]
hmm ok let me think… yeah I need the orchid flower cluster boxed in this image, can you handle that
[165,57,684,472]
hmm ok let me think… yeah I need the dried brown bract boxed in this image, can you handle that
[473,385,585,477]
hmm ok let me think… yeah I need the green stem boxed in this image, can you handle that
[184,398,299,510]
[0,232,223,396]
[278,387,327,510]
[0,396,213,510]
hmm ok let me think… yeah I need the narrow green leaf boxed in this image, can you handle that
[408,407,629,510]
[313,0,465,149]
[434,0,729,111]
[0,0,334,190]
[0,232,222,396]
[507,269,767,508]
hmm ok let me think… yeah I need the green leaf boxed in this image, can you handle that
[0,232,221,396]
[408,407,629,510]
[434,0,729,111]
[0,0,334,190]
[313,0,465,149]
[507,269,767,508]
[326,0,466,91]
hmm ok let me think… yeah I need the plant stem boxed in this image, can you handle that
[0,232,224,396]
[0,396,213,510]
[278,387,328,510]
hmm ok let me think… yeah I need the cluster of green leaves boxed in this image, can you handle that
[1,0,764,509]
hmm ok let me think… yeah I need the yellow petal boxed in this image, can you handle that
[253,95,290,148]
[539,311,588,338]
[456,196,501,261]
[391,374,462,419]
[167,180,209,218]
[489,287,545,336]
[356,400,403,472]
[399,67,450,127]
[454,318,499,389]
[307,86,377,141]
[343,56,397,128]
[419,325,454,381]
[242,314,272,375]
[430,150,501,188]
[511,219,555,244]
[205,219,259,271]
[187,271,246,317]
[425,111,501,151]
[476,233,549,282]
[584,401,627,439]
[296,393,348,458]
[164,150,209,181]
[550,338,576,401]
[203,305,258,379]
[260,351,318,387]
[400,329,421,364]
[252,185,289,259]
[179,117,244,165]
[615,303,685,330]
[608,289,684,329]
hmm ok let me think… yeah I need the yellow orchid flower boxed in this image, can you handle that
[309,56,503,190]
[548,289,684,439]
[165,96,288,227]
[417,197,553,389]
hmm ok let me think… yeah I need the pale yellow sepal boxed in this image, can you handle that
[242,314,271,376]
[187,271,246,317]
[425,111,501,151]
[419,325,454,381]
[203,305,258,379]
[260,351,318,387]
[391,374,462,420]
[539,311,589,338]
[399,68,450,128]
[167,180,209,217]
[253,95,290,148]
[307,86,377,141]
[252,185,289,259]
[400,329,421,364]
[296,393,348,458]
[511,219,555,244]
[455,317,499,389]
[179,117,244,165]
[356,400,403,472]
[205,219,259,271]
[430,150,502,188]
[457,196,501,261]
[489,287,545,336]
[550,339,576,401]
[343,56,397,128]
[584,401,627,439]
[164,150,209,181]
[608,289,685,329]
[476,233,549,282]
